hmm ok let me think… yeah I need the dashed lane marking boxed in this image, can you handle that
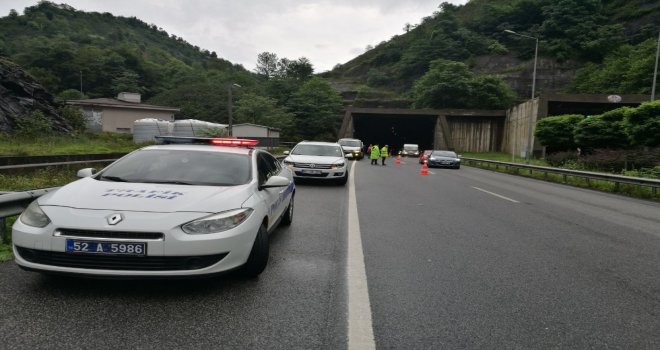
[471,186,520,203]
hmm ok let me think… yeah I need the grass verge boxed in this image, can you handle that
[0,132,145,156]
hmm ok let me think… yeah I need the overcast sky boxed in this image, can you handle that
[1,0,468,72]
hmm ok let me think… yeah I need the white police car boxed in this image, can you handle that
[12,137,294,278]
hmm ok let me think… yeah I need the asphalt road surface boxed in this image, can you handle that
[1,159,660,349]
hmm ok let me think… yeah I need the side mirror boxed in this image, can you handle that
[260,175,290,190]
[457,155,463,158]
[77,168,96,178]
[283,150,290,155]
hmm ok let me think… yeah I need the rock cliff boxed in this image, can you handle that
[0,58,71,133]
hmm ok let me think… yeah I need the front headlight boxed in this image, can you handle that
[332,162,345,169]
[19,200,51,228]
[282,159,293,167]
[181,208,253,234]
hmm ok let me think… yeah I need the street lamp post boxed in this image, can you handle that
[651,30,659,101]
[505,29,538,164]
[227,83,241,136]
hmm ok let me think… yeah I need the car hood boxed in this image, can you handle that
[38,177,253,213]
[285,155,344,164]
[341,146,361,151]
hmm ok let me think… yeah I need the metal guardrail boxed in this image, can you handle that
[462,157,660,196]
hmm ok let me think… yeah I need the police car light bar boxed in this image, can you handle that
[210,138,259,147]
[154,136,259,147]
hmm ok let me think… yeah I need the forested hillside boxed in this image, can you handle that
[1,1,658,140]
[326,0,659,100]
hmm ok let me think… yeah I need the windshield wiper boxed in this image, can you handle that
[98,175,129,182]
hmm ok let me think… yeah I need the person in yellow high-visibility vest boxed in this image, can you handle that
[380,145,389,166]
[370,144,380,165]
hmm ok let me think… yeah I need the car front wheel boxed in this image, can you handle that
[238,224,269,278]
[281,195,294,226]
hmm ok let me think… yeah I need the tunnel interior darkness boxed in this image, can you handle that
[352,114,436,154]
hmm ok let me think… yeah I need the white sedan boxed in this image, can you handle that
[12,137,294,278]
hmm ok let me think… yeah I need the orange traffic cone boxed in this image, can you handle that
[420,161,429,176]
[395,155,401,166]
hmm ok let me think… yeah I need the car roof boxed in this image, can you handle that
[140,144,254,155]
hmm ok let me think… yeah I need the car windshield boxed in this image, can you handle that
[97,149,251,186]
[432,151,457,157]
[404,145,418,151]
[292,144,343,157]
[339,140,361,147]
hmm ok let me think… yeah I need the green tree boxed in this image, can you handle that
[287,78,343,141]
[411,59,516,109]
[111,70,145,94]
[412,60,473,108]
[255,52,278,78]
[534,114,583,152]
[55,89,87,103]
[234,92,295,139]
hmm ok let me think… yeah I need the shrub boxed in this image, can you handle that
[60,105,86,133]
[14,110,53,137]
[625,100,660,147]
[573,108,630,149]
[366,69,390,87]
[578,149,660,172]
[535,114,584,152]
[545,151,578,167]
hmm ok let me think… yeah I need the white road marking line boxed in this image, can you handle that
[429,171,436,175]
[347,163,376,350]
[471,186,520,203]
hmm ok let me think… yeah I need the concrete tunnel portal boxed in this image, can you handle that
[338,107,508,154]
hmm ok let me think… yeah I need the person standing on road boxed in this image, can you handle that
[380,144,389,166]
[370,144,380,165]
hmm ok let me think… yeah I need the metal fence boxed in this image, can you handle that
[462,157,660,196]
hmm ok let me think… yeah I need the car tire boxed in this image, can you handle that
[238,224,269,278]
[337,173,348,186]
[280,195,294,226]
[454,165,461,169]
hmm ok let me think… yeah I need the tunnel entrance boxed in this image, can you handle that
[353,114,436,154]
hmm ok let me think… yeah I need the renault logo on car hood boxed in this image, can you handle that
[106,213,123,225]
